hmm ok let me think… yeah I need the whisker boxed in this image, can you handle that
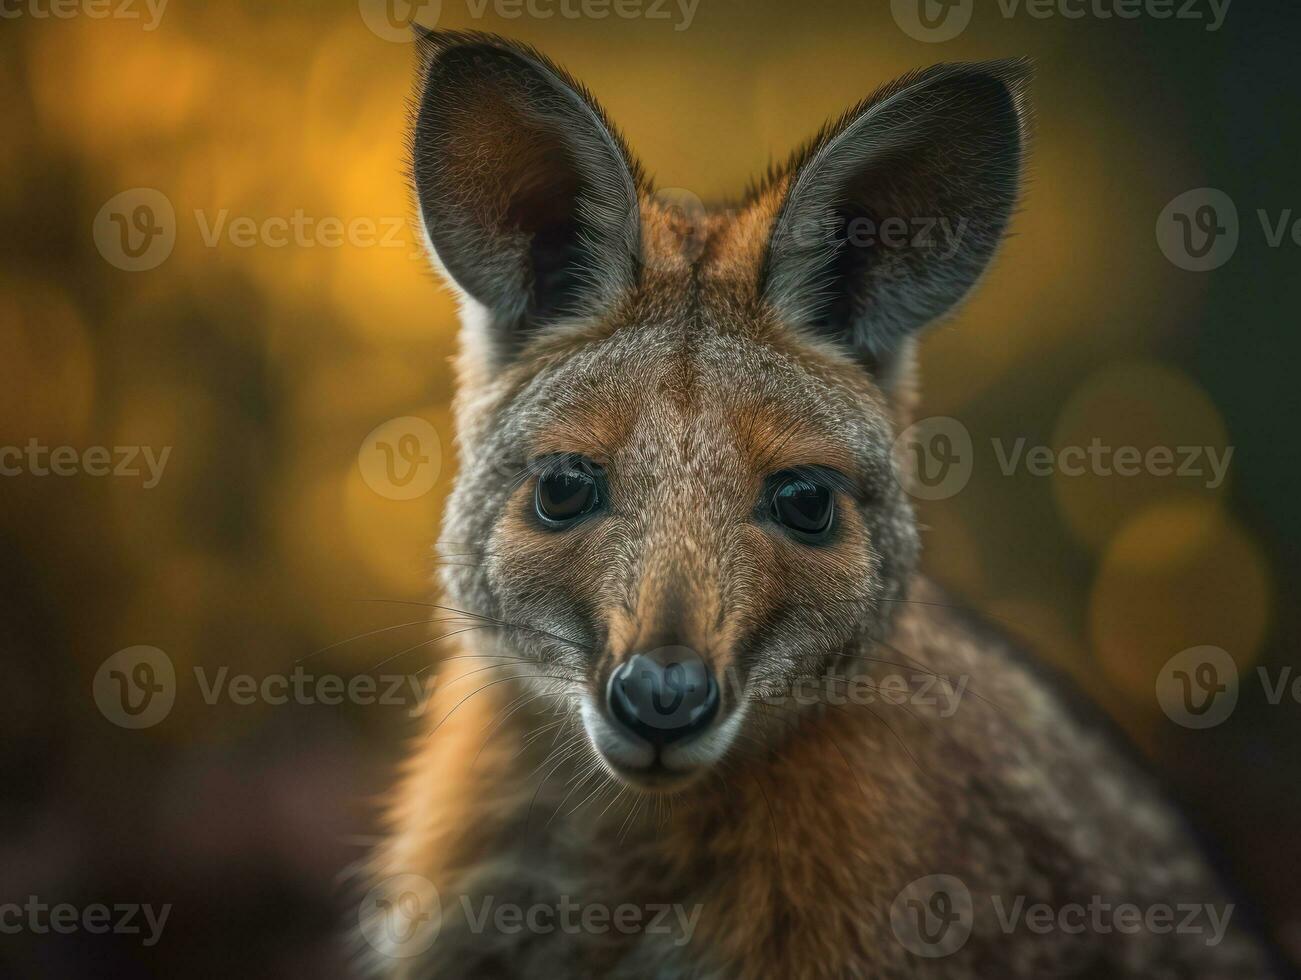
[873,637,1004,715]
[514,717,570,758]
[525,738,589,839]
[524,730,586,781]
[747,770,785,883]
[425,673,579,742]
[473,689,575,766]
[617,793,648,843]
[594,782,628,824]
[805,671,931,727]
[756,699,871,807]
[294,617,442,665]
[824,646,1001,715]
[370,624,504,672]
[843,698,933,782]
[879,595,1022,628]
[353,598,596,655]
[548,760,605,825]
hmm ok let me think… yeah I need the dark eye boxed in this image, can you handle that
[769,473,835,541]
[534,459,602,526]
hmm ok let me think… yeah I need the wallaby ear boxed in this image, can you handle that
[759,60,1032,387]
[409,31,643,362]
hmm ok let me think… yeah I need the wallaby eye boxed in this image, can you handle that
[769,472,835,541]
[534,458,602,527]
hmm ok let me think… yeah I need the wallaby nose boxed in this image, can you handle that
[606,647,720,746]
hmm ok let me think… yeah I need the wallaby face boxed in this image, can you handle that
[413,29,1024,791]
[374,30,1281,980]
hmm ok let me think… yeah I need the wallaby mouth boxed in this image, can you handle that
[580,646,744,791]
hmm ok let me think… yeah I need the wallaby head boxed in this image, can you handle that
[410,30,1030,793]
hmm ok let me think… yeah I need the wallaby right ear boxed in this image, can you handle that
[757,59,1031,390]
[410,30,643,363]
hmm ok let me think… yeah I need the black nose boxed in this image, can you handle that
[606,648,720,746]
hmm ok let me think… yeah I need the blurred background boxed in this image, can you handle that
[1,0,1298,975]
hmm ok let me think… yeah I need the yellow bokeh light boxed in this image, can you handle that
[1052,360,1231,551]
[1090,500,1271,710]
[28,19,214,155]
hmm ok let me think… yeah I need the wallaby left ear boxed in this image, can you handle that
[760,59,1032,385]
[409,30,644,364]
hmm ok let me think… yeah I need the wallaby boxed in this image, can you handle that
[365,29,1282,979]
